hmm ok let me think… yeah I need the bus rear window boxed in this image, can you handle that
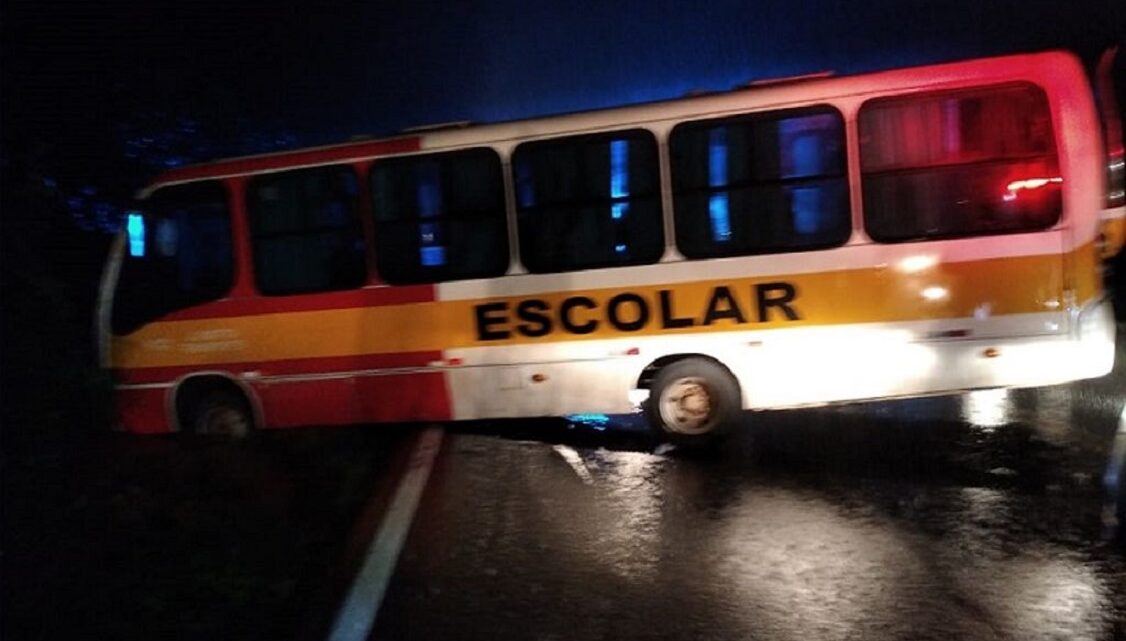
[112,181,233,335]
[859,83,1060,242]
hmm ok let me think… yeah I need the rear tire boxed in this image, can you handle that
[187,390,254,440]
[645,358,740,445]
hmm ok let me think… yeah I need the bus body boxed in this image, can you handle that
[101,51,1120,437]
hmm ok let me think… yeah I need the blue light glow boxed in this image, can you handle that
[126,213,145,257]
[709,194,731,242]
[780,115,835,178]
[708,128,731,242]
[566,413,611,430]
[779,117,831,233]
[417,163,446,266]
[421,246,446,266]
[610,139,629,199]
[610,139,629,252]
[790,134,820,177]
[417,164,443,218]
[708,128,727,187]
[791,187,820,234]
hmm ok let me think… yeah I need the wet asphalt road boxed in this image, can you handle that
[365,335,1126,641]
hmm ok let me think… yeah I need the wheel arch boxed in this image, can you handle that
[168,371,264,433]
[636,353,744,404]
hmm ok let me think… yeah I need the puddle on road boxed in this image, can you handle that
[532,439,1122,640]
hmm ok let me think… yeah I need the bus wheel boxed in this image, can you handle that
[188,390,253,439]
[646,358,739,444]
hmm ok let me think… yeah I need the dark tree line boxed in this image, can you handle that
[0,64,298,449]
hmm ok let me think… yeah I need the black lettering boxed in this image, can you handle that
[516,299,553,337]
[702,286,747,326]
[560,296,599,334]
[474,302,511,340]
[607,293,650,332]
[755,282,800,322]
[659,290,695,329]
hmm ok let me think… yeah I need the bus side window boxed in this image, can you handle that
[247,166,366,296]
[512,129,664,274]
[370,148,508,285]
[858,84,1060,242]
[669,106,850,259]
[112,181,234,335]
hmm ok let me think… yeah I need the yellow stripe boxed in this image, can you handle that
[1100,215,1126,259]
[113,246,1098,370]
[1074,237,1103,303]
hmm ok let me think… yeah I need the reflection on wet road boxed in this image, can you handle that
[371,335,1126,641]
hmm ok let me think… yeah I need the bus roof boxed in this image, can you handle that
[145,50,1085,195]
[149,136,422,188]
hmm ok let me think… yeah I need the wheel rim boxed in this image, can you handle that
[198,406,250,438]
[658,376,716,435]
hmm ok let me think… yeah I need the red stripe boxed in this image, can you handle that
[152,137,423,185]
[159,284,436,322]
[116,387,171,434]
[115,363,453,433]
[257,378,358,427]
[259,372,452,427]
[115,350,444,385]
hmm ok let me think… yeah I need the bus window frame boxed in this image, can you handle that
[857,81,1063,244]
[368,146,510,286]
[244,164,369,297]
[667,103,852,260]
[511,127,666,274]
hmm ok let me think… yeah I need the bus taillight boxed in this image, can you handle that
[1002,176,1062,202]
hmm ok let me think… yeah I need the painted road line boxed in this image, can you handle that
[553,444,595,485]
[327,426,443,641]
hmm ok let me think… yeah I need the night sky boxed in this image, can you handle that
[2,0,1124,210]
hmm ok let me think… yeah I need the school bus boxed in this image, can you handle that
[99,50,1123,443]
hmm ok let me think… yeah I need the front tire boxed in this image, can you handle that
[187,390,254,439]
[645,358,740,445]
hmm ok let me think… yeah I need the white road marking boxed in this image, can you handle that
[327,426,443,641]
[553,444,595,485]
